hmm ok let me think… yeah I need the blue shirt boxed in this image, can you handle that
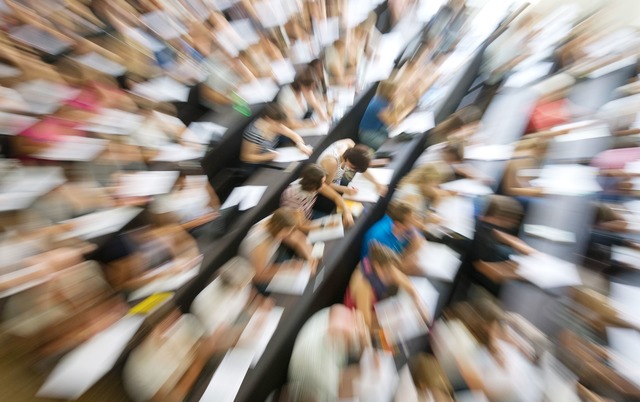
[361,215,409,259]
[359,96,389,131]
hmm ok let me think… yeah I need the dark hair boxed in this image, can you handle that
[299,164,326,192]
[387,199,415,224]
[263,103,287,121]
[267,208,297,236]
[343,145,371,173]
[291,69,315,92]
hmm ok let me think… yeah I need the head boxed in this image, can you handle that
[376,80,397,101]
[263,103,288,123]
[342,145,372,173]
[387,199,416,236]
[368,242,401,284]
[267,208,298,240]
[299,164,326,192]
[291,69,316,92]
[402,162,444,191]
[442,142,464,163]
[408,353,453,398]
[482,195,524,230]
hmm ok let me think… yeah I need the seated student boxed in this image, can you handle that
[288,304,371,401]
[317,139,386,195]
[358,80,397,150]
[344,242,430,328]
[441,141,490,182]
[277,70,328,129]
[394,354,454,402]
[240,103,313,166]
[98,224,201,293]
[325,39,355,87]
[393,162,450,230]
[238,208,316,285]
[280,164,354,230]
[470,195,537,295]
[361,199,426,275]
[498,138,548,209]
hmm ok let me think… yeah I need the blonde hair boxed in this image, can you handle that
[369,242,400,268]
[376,79,396,100]
[400,162,444,188]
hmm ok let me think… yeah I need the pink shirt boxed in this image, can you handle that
[591,147,640,170]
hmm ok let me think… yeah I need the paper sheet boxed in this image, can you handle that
[127,262,201,302]
[184,121,227,144]
[253,0,288,28]
[116,171,179,198]
[141,10,188,40]
[416,243,461,282]
[236,306,284,366]
[343,179,380,203]
[295,122,330,137]
[131,77,190,103]
[504,62,554,88]
[314,17,340,47]
[609,282,640,328]
[0,192,40,212]
[272,147,311,163]
[10,25,72,55]
[358,168,394,185]
[220,186,267,211]
[464,144,515,161]
[79,108,145,135]
[389,111,435,137]
[0,112,38,135]
[554,125,610,143]
[266,264,311,295]
[229,20,260,46]
[440,179,494,196]
[199,348,255,402]
[34,137,108,162]
[57,207,143,241]
[151,144,206,162]
[606,327,640,388]
[512,253,582,289]
[523,224,576,244]
[74,52,127,76]
[308,215,344,243]
[124,27,165,52]
[0,166,66,194]
[270,59,296,86]
[236,78,280,104]
[433,196,475,239]
[358,349,399,402]
[37,315,145,400]
[15,79,80,109]
[0,62,21,78]
[532,165,601,196]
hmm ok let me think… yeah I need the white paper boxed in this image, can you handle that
[116,171,179,198]
[15,79,81,108]
[79,108,145,135]
[0,112,37,135]
[416,243,461,282]
[0,192,40,212]
[532,165,601,196]
[183,121,226,144]
[606,327,640,388]
[464,144,515,161]
[410,276,439,321]
[34,136,108,162]
[512,253,582,289]
[343,179,380,203]
[270,59,296,86]
[141,10,188,40]
[588,56,638,79]
[10,25,72,55]
[289,41,315,65]
[272,146,310,163]
[253,0,288,28]
[358,168,394,185]
[389,111,435,137]
[440,179,494,196]
[57,207,143,241]
[151,144,206,162]
[127,255,203,302]
[432,196,475,239]
[220,186,267,211]
[236,78,280,104]
[314,17,340,47]
[295,122,330,137]
[74,52,127,76]
[199,348,255,402]
[124,27,166,52]
[609,282,640,328]
[308,215,344,243]
[611,246,640,269]
[394,365,419,402]
[358,349,399,402]
[229,20,261,46]
[37,315,145,400]
[0,166,66,195]
[0,62,21,78]
[131,76,190,102]
[266,264,311,295]
[236,306,284,366]
[523,224,576,244]
[504,63,554,88]
[554,125,610,143]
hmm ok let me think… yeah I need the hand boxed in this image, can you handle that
[376,184,388,196]
[299,144,313,156]
[344,186,358,196]
[342,212,354,228]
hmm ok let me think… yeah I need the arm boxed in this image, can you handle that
[319,156,356,195]
[502,160,544,197]
[274,123,311,155]
[492,229,536,256]
[303,89,329,122]
[352,272,375,328]
[318,184,354,227]
[392,269,431,323]
[240,140,277,164]
[361,170,387,195]
[248,241,304,283]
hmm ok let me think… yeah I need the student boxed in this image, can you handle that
[317,139,386,195]
[238,208,316,285]
[325,39,354,86]
[470,195,537,295]
[344,242,431,328]
[288,304,371,401]
[498,138,548,208]
[358,80,397,150]
[280,164,354,230]
[277,69,328,129]
[240,103,312,165]
[393,162,450,228]
[361,199,425,275]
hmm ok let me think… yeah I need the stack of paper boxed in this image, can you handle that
[531,165,601,196]
[308,214,344,243]
[512,253,582,289]
[272,147,311,163]
[220,186,267,211]
[266,264,311,295]
[34,136,108,162]
[236,78,280,104]
[389,111,435,137]
[440,179,494,196]
[236,306,284,367]
[416,243,461,282]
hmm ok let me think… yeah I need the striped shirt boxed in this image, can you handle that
[242,122,279,155]
[281,180,317,220]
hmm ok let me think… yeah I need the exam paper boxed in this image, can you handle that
[308,214,344,243]
[433,196,475,239]
[270,59,296,86]
[199,348,255,402]
[416,243,461,282]
[127,255,203,302]
[523,224,576,244]
[464,144,514,161]
[504,63,554,88]
[606,327,640,388]
[266,264,311,295]
[79,108,145,135]
[236,78,280,104]
[37,315,145,400]
[273,146,311,163]
[236,306,284,366]
[229,20,261,46]
[57,207,143,241]
[440,179,494,196]
[532,165,601,196]
[116,171,179,198]
[74,52,127,76]
[131,77,190,102]
[389,111,435,137]
[10,25,72,55]
[141,10,188,40]
[34,136,108,162]
[609,282,640,328]
[295,122,330,137]
[184,121,227,144]
[0,112,37,135]
[151,144,206,162]
[220,186,267,211]
[358,349,399,402]
[512,253,582,289]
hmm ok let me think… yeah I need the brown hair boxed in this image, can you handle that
[387,199,415,224]
[443,142,464,161]
[376,80,396,100]
[299,164,326,192]
[484,195,524,223]
[408,353,453,395]
[267,208,297,236]
[291,69,315,92]
[368,242,400,268]
[264,103,287,121]
[343,145,372,173]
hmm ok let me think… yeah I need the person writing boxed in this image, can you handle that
[358,80,398,150]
